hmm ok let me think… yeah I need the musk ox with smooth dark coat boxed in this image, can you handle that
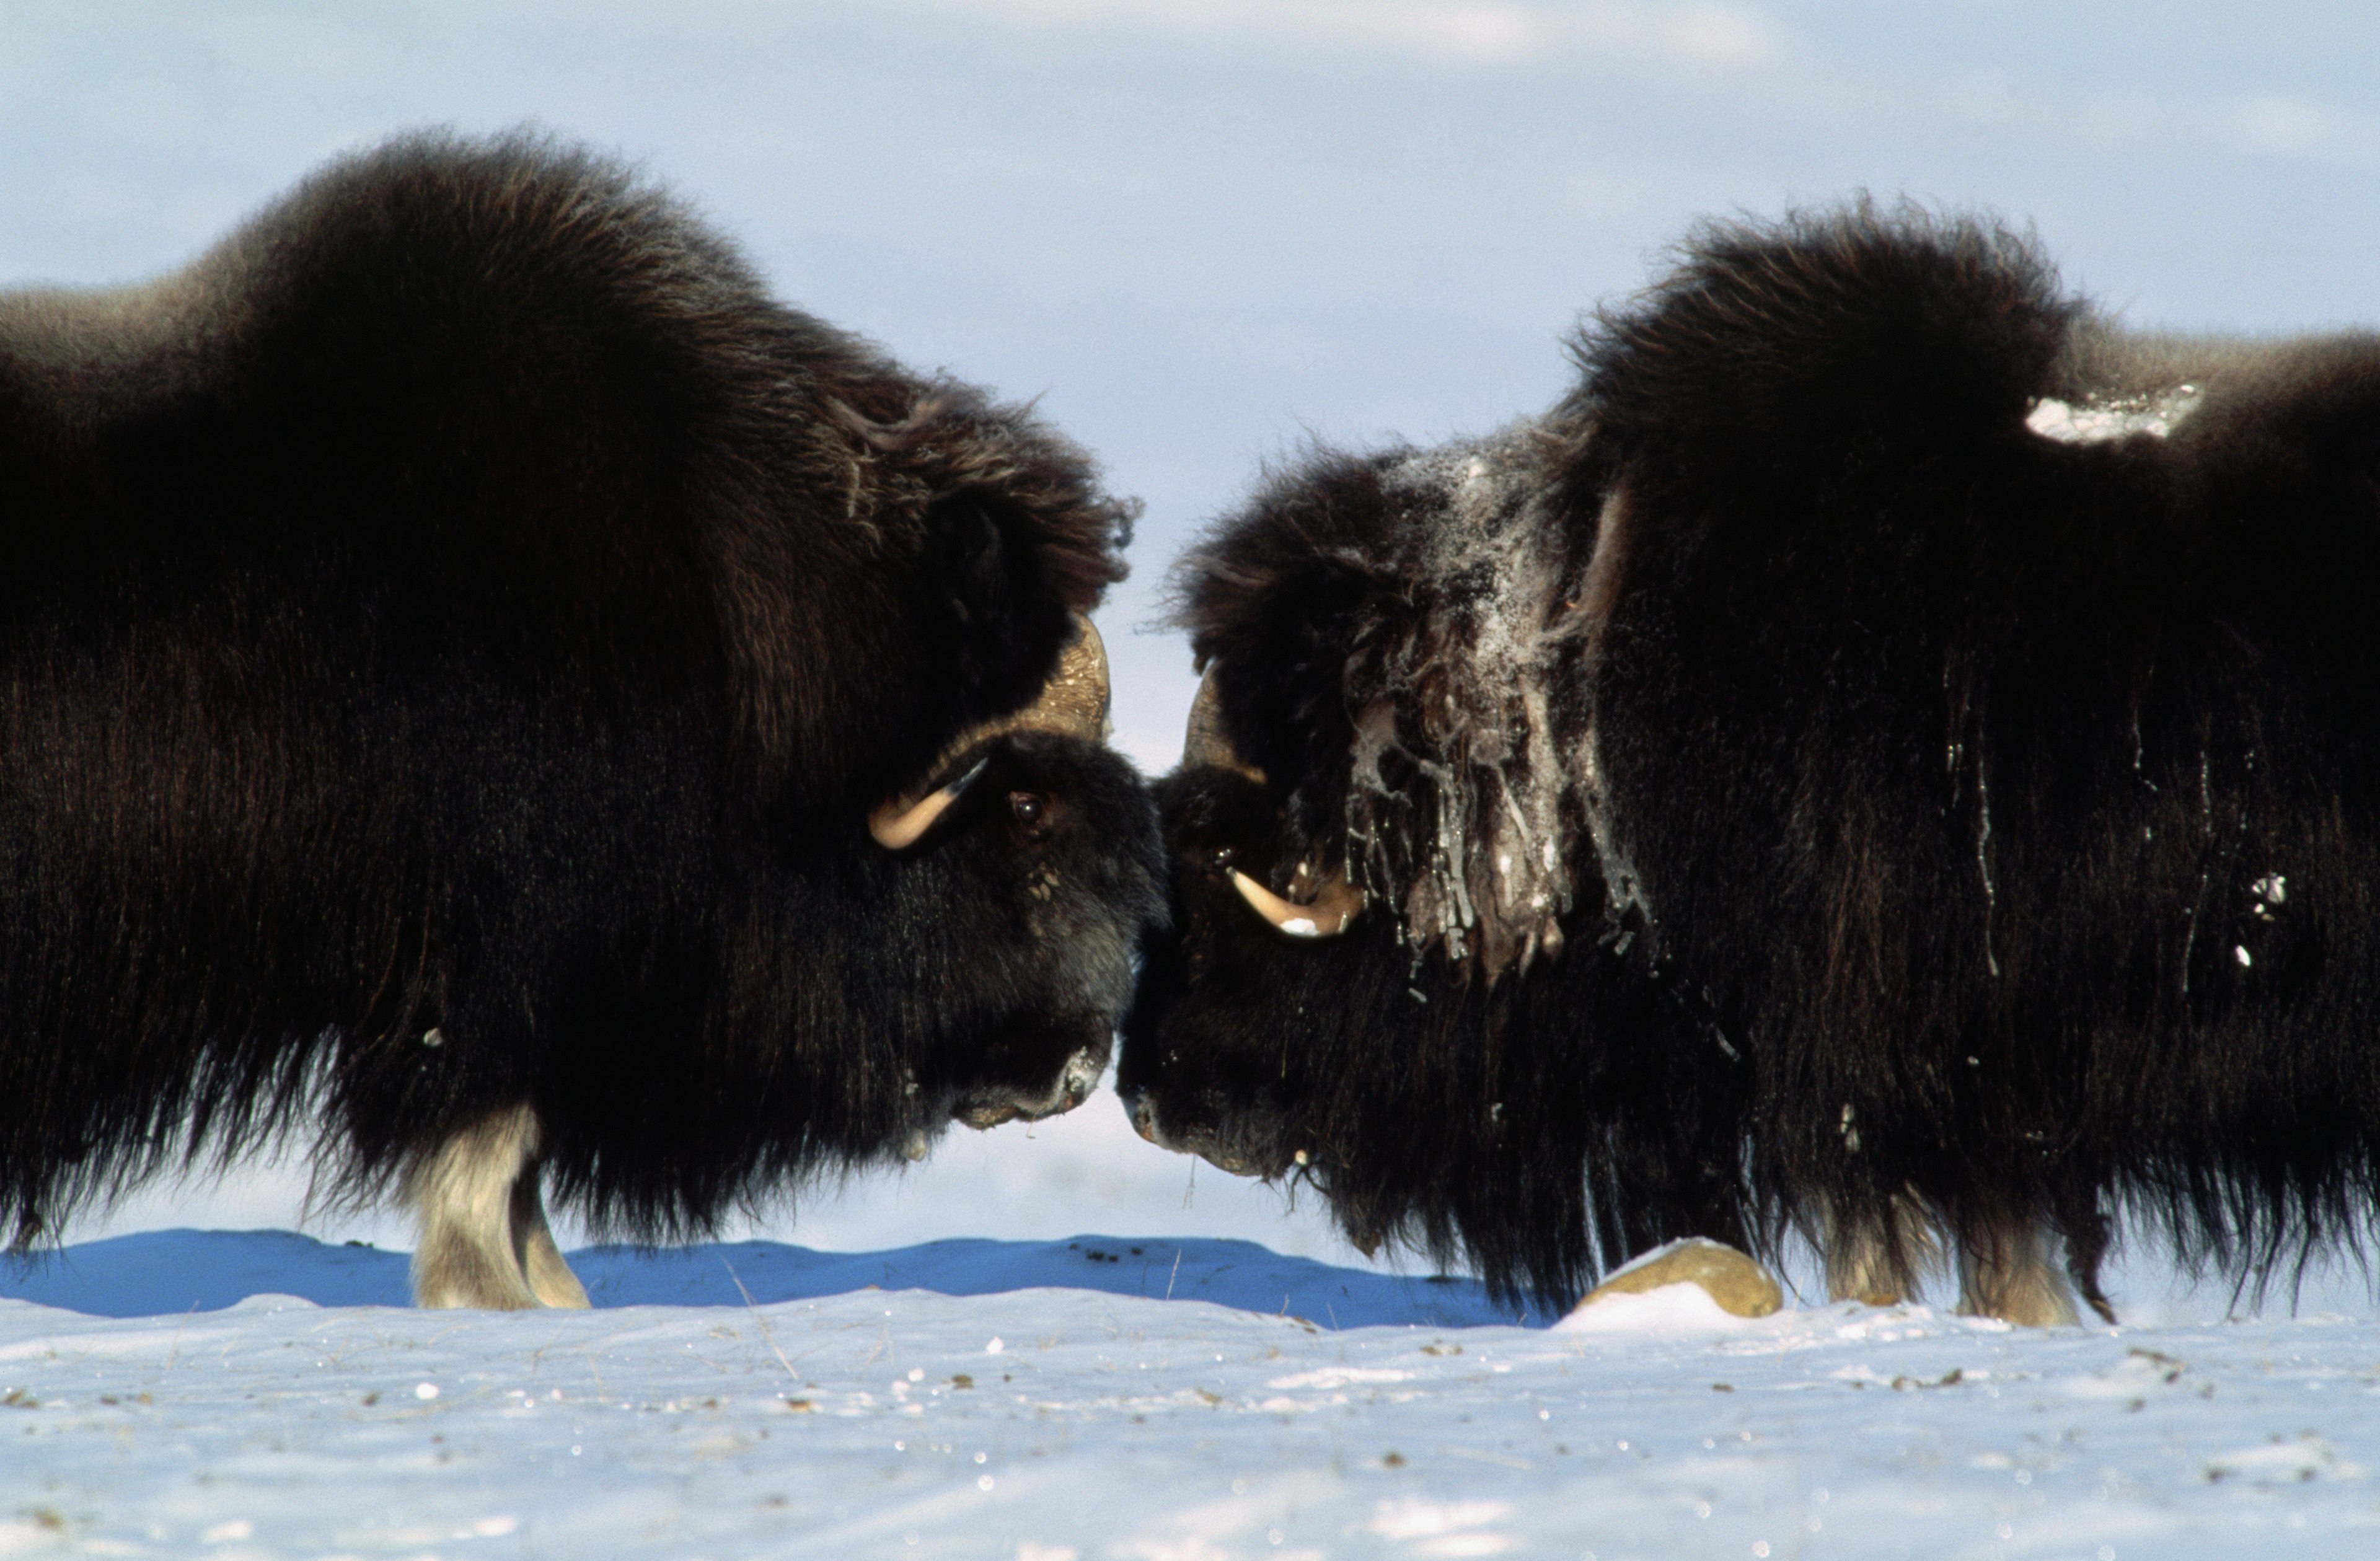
[1126,206,2380,1323]
[0,133,1165,1309]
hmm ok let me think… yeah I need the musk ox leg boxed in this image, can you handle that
[512,1166,592,1310]
[1954,1219,2081,1328]
[2060,1200,2119,1326]
[405,1104,586,1310]
[1822,1194,1939,1308]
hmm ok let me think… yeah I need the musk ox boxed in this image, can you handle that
[0,132,1165,1309]
[1574,206,2380,1323]
[1125,205,2380,1324]
[1118,422,1753,1309]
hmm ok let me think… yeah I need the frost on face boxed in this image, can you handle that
[1336,423,1585,978]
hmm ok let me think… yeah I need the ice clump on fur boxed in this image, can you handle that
[1342,422,1586,977]
[2025,385,2202,442]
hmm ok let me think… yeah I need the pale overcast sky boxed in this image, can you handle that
[10,2,2376,1267]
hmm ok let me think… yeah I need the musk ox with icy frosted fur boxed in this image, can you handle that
[1127,205,2380,1324]
[0,133,1164,1309]
[1117,424,1753,1309]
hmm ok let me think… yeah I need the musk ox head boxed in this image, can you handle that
[1116,429,1749,1304]
[856,618,1166,1138]
[504,347,1173,1239]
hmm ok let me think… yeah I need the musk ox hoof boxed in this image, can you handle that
[1573,1237,1783,1320]
[406,1107,593,1311]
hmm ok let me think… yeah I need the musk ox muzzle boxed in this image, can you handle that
[958,1042,1107,1130]
[1119,1080,1290,1181]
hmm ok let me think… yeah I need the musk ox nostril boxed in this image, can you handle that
[1127,1094,1158,1143]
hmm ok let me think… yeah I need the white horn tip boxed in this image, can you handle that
[1230,869,1362,938]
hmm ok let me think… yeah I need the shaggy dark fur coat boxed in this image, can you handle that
[0,131,1163,1246]
[1576,206,2380,1296]
[1129,203,2380,1309]
[1122,426,1750,1306]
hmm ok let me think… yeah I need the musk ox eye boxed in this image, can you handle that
[1210,846,1236,872]
[1010,791,1048,830]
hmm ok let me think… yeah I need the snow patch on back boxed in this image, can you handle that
[2025,385,2202,442]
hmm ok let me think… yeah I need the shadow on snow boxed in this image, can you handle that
[0,1229,1541,1329]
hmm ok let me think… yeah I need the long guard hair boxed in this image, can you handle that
[1573,202,2380,1306]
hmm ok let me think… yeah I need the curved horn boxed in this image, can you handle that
[868,757,988,850]
[1230,867,1365,939]
[1189,660,1354,934]
[1184,662,1265,785]
[869,615,1109,851]
[1022,614,1110,744]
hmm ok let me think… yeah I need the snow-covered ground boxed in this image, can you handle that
[3,8,2378,1558]
[5,1230,2376,1558]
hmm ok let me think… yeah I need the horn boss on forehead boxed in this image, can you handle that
[1183,662,1264,783]
[871,615,1112,850]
